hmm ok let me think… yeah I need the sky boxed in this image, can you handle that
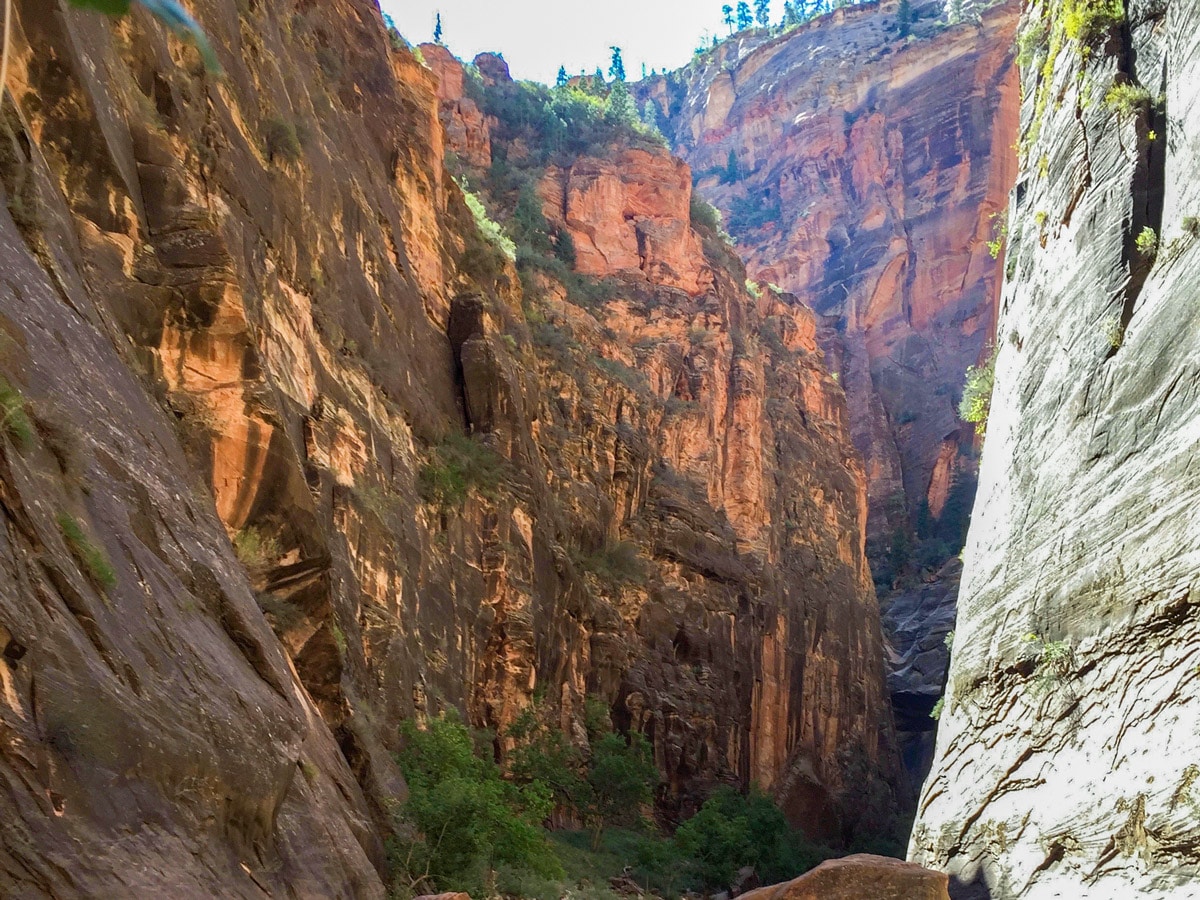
[379,0,732,84]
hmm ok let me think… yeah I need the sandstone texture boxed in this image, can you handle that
[910,0,1200,897]
[0,0,901,892]
[645,0,1019,563]
[740,853,949,900]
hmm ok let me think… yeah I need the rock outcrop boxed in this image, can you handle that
[0,0,901,891]
[910,0,1200,897]
[740,853,950,900]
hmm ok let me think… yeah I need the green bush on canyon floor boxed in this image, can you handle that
[387,706,837,900]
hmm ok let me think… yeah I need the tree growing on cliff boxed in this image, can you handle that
[737,1,755,29]
[556,65,569,87]
[608,46,627,83]
[898,0,912,36]
[723,4,736,32]
[433,11,444,43]
[755,0,772,27]
[783,1,803,26]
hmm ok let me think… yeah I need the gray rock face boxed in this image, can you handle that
[910,0,1200,897]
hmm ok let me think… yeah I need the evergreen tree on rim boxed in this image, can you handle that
[556,65,569,87]
[723,3,735,32]
[608,46,626,82]
[433,11,443,43]
[754,0,771,27]
[736,1,754,28]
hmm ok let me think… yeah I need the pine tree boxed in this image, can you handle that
[724,149,740,183]
[608,46,626,82]
[556,65,569,87]
[433,11,443,43]
[897,0,912,35]
[783,1,802,25]
[723,3,735,32]
[736,1,754,28]
[641,99,661,133]
[754,0,771,27]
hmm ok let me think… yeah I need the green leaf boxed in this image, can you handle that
[66,0,132,14]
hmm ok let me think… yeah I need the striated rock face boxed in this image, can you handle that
[0,0,900,890]
[910,0,1200,897]
[420,43,492,169]
[540,149,714,296]
[646,0,1020,569]
[740,853,950,900]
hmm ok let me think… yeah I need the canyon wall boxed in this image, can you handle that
[0,0,900,892]
[648,0,1019,569]
[910,0,1200,896]
[642,0,1020,781]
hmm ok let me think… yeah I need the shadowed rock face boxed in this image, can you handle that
[647,0,1019,563]
[0,0,901,890]
[910,0,1200,896]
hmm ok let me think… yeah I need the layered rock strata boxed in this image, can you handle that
[646,0,1020,562]
[911,0,1200,896]
[0,0,901,890]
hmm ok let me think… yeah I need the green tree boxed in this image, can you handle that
[585,731,658,848]
[434,11,444,43]
[606,79,633,124]
[723,3,736,32]
[736,1,754,28]
[783,1,802,25]
[608,46,626,82]
[724,148,740,183]
[393,713,562,896]
[754,0,771,27]
[556,65,569,87]
[897,0,912,36]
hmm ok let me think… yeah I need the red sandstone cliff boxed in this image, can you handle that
[646,0,1020,571]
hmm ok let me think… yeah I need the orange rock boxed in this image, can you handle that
[740,855,949,900]
[542,149,713,295]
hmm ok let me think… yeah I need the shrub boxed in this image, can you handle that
[1062,0,1124,44]
[0,378,33,449]
[1022,633,1075,694]
[232,526,280,568]
[461,187,517,262]
[392,712,563,897]
[1183,216,1200,236]
[418,433,507,508]
[958,350,996,436]
[689,195,725,234]
[573,540,647,586]
[930,697,945,720]
[674,787,831,890]
[1135,225,1158,258]
[264,117,302,163]
[58,512,116,591]
[1104,82,1151,116]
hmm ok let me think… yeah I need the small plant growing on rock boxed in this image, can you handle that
[264,117,303,163]
[1135,226,1159,259]
[233,526,281,568]
[930,696,945,720]
[0,378,33,449]
[1101,314,1125,349]
[1062,0,1125,45]
[1183,217,1200,236]
[58,512,117,591]
[958,349,996,437]
[1104,82,1151,116]
[1022,632,1074,694]
[986,213,1008,259]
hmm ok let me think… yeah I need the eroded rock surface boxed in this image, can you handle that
[911,0,1200,896]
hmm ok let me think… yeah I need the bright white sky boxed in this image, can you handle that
[379,0,733,84]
